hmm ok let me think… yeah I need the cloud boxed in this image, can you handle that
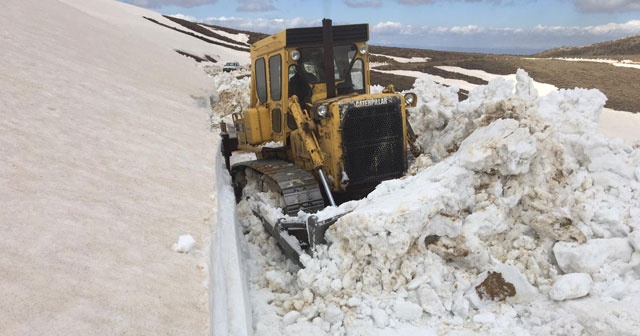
[395,0,436,4]
[344,0,383,7]
[201,16,320,33]
[395,0,507,4]
[370,19,640,51]
[573,0,640,13]
[120,0,216,8]
[532,20,640,35]
[236,0,276,12]
[372,21,410,34]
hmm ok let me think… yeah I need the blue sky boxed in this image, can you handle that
[119,0,640,54]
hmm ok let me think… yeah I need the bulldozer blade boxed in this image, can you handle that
[252,206,347,267]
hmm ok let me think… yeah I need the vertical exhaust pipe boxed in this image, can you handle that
[322,18,336,99]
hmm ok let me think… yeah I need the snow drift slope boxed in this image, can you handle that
[0,0,223,334]
[212,69,640,335]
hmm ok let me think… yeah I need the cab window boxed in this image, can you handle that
[255,57,267,103]
[296,44,357,83]
[269,54,282,101]
[351,59,364,93]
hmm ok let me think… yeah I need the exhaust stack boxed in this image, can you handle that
[322,18,336,99]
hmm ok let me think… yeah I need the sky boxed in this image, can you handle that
[118,0,640,54]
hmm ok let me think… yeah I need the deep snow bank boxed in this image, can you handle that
[1,0,217,334]
[213,69,640,335]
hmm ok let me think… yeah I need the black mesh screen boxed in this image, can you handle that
[342,101,406,187]
[286,24,368,47]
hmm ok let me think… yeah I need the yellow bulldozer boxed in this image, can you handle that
[221,19,420,265]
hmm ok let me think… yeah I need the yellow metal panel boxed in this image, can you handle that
[242,107,272,145]
[257,106,272,142]
[243,108,262,144]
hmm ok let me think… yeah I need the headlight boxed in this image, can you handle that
[291,49,300,61]
[359,44,367,55]
[404,93,417,107]
[317,105,328,117]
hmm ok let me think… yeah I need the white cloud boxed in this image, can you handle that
[201,16,320,33]
[237,0,276,12]
[344,0,383,7]
[573,0,640,13]
[120,0,215,8]
[372,21,406,34]
[396,0,510,4]
[449,25,486,34]
[370,19,640,52]
[170,13,197,21]
[532,20,640,35]
[396,0,436,4]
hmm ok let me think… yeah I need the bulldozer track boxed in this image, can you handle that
[232,159,325,216]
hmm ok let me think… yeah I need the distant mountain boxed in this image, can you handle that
[535,34,640,58]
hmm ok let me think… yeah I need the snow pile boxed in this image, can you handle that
[2,0,217,334]
[217,69,640,335]
[209,72,251,126]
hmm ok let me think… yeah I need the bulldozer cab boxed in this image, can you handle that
[238,21,370,146]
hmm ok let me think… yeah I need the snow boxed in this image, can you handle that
[546,57,640,70]
[436,65,559,96]
[373,68,479,91]
[2,0,223,334]
[553,239,634,274]
[4,0,640,335]
[199,25,250,45]
[213,69,640,335]
[370,53,431,63]
[172,234,197,253]
[549,273,592,301]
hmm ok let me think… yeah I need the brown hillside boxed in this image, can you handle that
[535,34,640,61]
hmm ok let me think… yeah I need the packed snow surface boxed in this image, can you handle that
[2,0,219,334]
[548,57,640,70]
[213,69,640,335]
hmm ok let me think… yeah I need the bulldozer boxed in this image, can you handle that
[221,19,421,266]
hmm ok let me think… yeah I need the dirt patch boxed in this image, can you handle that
[370,70,417,91]
[418,66,488,85]
[476,271,516,301]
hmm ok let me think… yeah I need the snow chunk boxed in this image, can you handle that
[553,238,633,274]
[282,310,301,326]
[549,273,592,301]
[393,299,423,321]
[371,308,389,328]
[171,234,196,253]
[457,118,537,175]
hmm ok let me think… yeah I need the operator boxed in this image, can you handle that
[288,64,314,108]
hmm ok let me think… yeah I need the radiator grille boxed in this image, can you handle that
[341,99,406,188]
